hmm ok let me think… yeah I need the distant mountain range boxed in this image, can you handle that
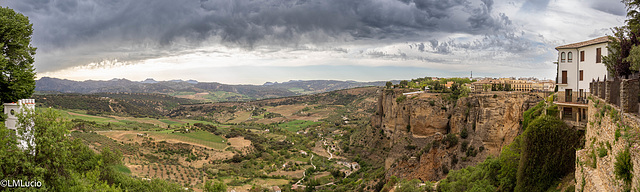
[35,77,398,101]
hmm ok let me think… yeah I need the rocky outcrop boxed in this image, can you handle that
[371,90,544,181]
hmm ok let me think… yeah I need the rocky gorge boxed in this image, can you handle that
[368,89,545,181]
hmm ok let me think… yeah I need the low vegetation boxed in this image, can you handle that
[438,99,581,192]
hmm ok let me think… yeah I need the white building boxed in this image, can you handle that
[555,36,610,128]
[4,99,35,150]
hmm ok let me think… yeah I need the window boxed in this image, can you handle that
[579,89,584,98]
[562,70,567,84]
[580,70,584,81]
[596,48,602,63]
[580,51,585,62]
[561,52,566,63]
[568,52,573,62]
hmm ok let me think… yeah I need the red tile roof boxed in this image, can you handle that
[555,36,611,49]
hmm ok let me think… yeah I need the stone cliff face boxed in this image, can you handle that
[371,90,543,181]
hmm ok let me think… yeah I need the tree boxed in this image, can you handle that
[204,180,227,192]
[603,27,638,77]
[515,115,580,192]
[385,81,393,89]
[0,7,37,103]
[399,80,408,88]
[482,84,491,92]
[604,0,640,77]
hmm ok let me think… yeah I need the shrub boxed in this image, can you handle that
[597,143,608,158]
[614,147,633,189]
[499,136,522,192]
[522,101,545,130]
[432,140,441,149]
[437,157,500,192]
[442,165,449,174]
[460,128,468,139]
[404,145,417,151]
[443,133,458,148]
[515,115,580,192]
[396,95,407,103]
[466,147,477,157]
[452,155,458,165]
[461,140,469,152]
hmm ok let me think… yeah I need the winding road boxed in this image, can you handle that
[295,154,316,186]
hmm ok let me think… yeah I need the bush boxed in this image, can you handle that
[460,128,468,139]
[204,180,227,192]
[515,115,580,192]
[466,147,477,157]
[522,101,546,130]
[443,133,458,148]
[396,95,407,103]
[404,145,417,151]
[499,136,522,192]
[442,165,449,174]
[614,147,633,188]
[437,157,500,192]
[396,179,430,192]
[461,140,469,152]
[597,144,608,158]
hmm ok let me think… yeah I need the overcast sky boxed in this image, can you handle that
[2,0,627,84]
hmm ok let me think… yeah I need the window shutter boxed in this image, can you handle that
[596,48,602,63]
[580,70,583,81]
[580,51,585,62]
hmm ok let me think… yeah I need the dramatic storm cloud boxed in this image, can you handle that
[1,0,627,84]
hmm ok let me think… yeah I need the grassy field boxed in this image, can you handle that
[159,119,183,125]
[115,164,132,175]
[170,91,252,102]
[54,108,226,130]
[147,130,227,150]
[278,120,322,132]
[170,92,197,96]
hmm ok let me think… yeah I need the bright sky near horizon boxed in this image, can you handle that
[3,0,627,84]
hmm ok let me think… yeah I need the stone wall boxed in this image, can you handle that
[558,91,566,102]
[621,79,639,114]
[576,96,640,191]
[590,79,639,114]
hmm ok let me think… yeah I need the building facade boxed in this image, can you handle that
[4,99,35,150]
[556,36,610,102]
[555,36,611,129]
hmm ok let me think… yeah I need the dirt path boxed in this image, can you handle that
[323,140,334,160]
[295,154,315,186]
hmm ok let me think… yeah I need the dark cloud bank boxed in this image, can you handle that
[5,0,517,71]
